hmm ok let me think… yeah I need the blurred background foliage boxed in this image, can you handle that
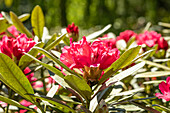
[1,0,170,35]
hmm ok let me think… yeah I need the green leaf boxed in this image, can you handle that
[106,62,145,86]
[99,46,141,85]
[0,18,10,33]
[24,52,64,78]
[140,59,170,71]
[18,13,30,22]
[2,11,30,23]
[144,44,158,59]
[33,47,81,78]
[143,80,163,85]
[135,71,170,78]
[50,75,84,102]
[44,33,57,49]
[86,24,112,41]
[28,94,75,113]
[64,75,92,100]
[31,5,45,40]
[19,42,44,69]
[0,95,32,111]
[127,36,136,48]
[0,53,35,102]
[130,101,161,113]
[1,11,12,24]
[44,33,66,50]
[110,46,141,71]
[10,11,32,38]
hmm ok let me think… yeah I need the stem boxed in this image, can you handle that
[41,68,47,94]
[5,89,12,113]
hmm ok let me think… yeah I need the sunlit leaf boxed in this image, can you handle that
[106,62,145,86]
[99,46,141,85]
[19,42,44,69]
[33,47,81,78]
[64,75,92,100]
[0,17,10,33]
[0,53,35,102]
[10,11,32,38]
[130,101,161,113]
[135,71,170,78]
[44,33,66,50]
[24,52,64,78]
[18,13,30,22]
[28,94,75,113]
[0,95,32,111]
[140,59,170,71]
[31,5,45,40]
[86,24,112,41]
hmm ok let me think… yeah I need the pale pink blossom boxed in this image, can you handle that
[137,31,168,50]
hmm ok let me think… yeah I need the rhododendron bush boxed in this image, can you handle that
[0,5,170,113]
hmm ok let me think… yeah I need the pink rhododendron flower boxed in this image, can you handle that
[0,101,7,107]
[136,31,168,50]
[60,36,120,82]
[24,67,37,87]
[0,34,36,60]
[155,77,170,101]
[60,36,120,70]
[19,100,37,113]
[7,25,20,37]
[66,23,79,42]
[101,38,116,49]
[158,37,169,50]
[0,13,3,18]
[117,30,137,42]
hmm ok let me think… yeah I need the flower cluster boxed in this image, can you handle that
[66,23,79,42]
[137,31,168,50]
[0,34,36,60]
[117,30,137,42]
[155,77,170,101]
[60,36,120,82]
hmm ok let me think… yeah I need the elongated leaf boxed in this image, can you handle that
[1,11,12,24]
[24,53,64,78]
[18,13,30,22]
[44,33,57,49]
[0,18,10,33]
[153,104,170,112]
[2,12,30,23]
[109,46,141,71]
[19,42,44,69]
[130,101,161,113]
[143,80,163,85]
[114,88,144,96]
[10,11,32,38]
[0,95,32,111]
[106,62,145,86]
[64,75,92,100]
[144,45,158,59]
[140,59,170,71]
[127,36,136,48]
[44,33,66,50]
[51,75,84,102]
[0,53,34,102]
[135,71,170,78]
[33,47,81,78]
[99,46,141,85]
[28,94,75,113]
[86,24,112,41]
[31,5,45,40]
